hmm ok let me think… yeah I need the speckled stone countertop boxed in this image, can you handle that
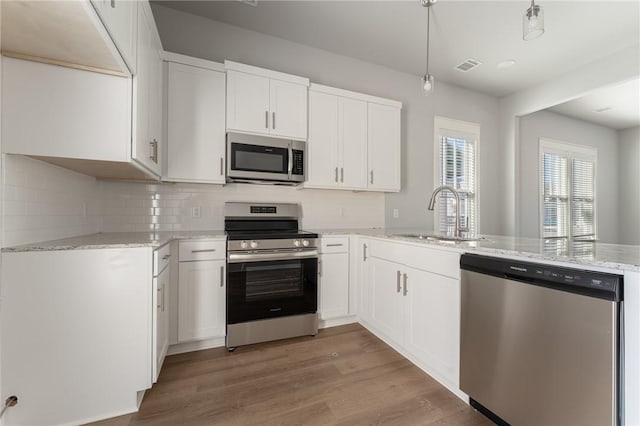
[2,231,227,252]
[312,228,640,272]
[4,228,639,272]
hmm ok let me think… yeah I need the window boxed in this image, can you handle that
[434,117,479,235]
[540,139,597,241]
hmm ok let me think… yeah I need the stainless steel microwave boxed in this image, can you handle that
[226,132,305,185]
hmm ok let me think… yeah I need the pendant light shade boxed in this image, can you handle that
[523,0,544,41]
[421,0,436,95]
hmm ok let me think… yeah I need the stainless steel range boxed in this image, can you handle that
[224,202,318,351]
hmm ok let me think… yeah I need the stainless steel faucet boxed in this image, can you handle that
[428,185,468,238]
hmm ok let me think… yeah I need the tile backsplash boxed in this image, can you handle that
[3,155,100,247]
[2,156,385,246]
[100,180,385,232]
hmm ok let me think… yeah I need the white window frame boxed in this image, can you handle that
[538,138,598,240]
[433,116,480,235]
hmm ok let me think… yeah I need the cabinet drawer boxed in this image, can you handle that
[153,243,171,276]
[179,239,226,262]
[319,237,349,254]
[369,239,460,279]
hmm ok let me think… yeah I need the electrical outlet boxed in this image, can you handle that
[191,206,201,218]
[393,208,399,219]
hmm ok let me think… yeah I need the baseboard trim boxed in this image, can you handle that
[167,337,226,355]
[319,316,357,329]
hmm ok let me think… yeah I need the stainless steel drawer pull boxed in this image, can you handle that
[220,266,224,287]
[318,260,322,277]
[335,167,339,183]
[363,244,368,261]
[403,273,408,296]
[272,112,276,129]
[341,167,344,183]
[370,170,374,184]
[191,248,217,253]
[265,111,269,128]
[397,271,402,293]
[156,287,161,309]
[326,243,343,247]
[220,157,224,176]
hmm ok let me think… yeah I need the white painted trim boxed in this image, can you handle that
[167,337,226,355]
[310,83,402,109]
[432,116,481,235]
[224,60,309,86]
[162,51,225,72]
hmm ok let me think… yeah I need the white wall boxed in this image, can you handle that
[518,110,619,243]
[150,4,502,235]
[100,181,384,232]
[618,126,640,245]
[499,45,640,236]
[2,156,100,247]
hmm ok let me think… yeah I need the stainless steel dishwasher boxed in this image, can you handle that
[460,253,623,426]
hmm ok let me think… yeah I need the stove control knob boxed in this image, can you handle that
[293,239,301,247]
[240,240,248,249]
[250,240,258,249]
[302,239,309,247]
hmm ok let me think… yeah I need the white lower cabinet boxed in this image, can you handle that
[359,238,461,391]
[177,240,227,342]
[152,243,171,383]
[318,237,349,321]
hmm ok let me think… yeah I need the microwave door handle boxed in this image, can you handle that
[287,142,293,179]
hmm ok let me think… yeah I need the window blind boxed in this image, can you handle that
[438,135,476,234]
[540,140,596,241]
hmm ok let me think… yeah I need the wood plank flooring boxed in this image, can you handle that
[90,324,492,426]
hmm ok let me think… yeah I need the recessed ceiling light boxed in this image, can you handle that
[497,60,516,69]
[594,106,615,113]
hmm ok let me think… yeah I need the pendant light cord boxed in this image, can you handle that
[426,4,431,74]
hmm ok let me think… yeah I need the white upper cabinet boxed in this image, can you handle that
[164,55,226,184]
[132,2,163,176]
[90,0,138,73]
[368,102,401,191]
[225,61,309,141]
[306,84,401,192]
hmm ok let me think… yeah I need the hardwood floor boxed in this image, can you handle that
[90,324,493,426]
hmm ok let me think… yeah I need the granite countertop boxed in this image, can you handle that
[2,230,227,252]
[4,228,639,272]
[312,228,640,272]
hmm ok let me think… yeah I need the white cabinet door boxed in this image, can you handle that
[318,253,350,321]
[404,267,460,387]
[153,265,170,383]
[132,4,161,176]
[369,256,405,344]
[90,0,137,73]
[166,62,226,183]
[368,102,401,191]
[307,90,340,188]
[226,70,270,135]
[178,260,226,342]
[339,97,368,189]
[269,79,308,140]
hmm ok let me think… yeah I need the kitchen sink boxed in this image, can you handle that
[392,233,486,243]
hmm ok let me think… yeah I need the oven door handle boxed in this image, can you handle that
[228,250,318,263]
[287,142,293,180]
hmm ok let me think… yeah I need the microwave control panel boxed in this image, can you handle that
[292,150,304,175]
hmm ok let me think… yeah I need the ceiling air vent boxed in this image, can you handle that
[455,58,482,72]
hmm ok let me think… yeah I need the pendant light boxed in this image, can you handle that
[523,0,544,41]
[421,0,436,94]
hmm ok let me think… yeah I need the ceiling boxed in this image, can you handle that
[153,0,640,97]
[548,78,640,130]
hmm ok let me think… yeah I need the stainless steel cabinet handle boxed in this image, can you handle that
[396,270,402,293]
[149,139,158,164]
[363,244,368,261]
[220,157,224,176]
[110,0,115,8]
[162,254,171,260]
[191,249,216,253]
[272,112,276,129]
[335,167,339,183]
[326,243,343,247]
[403,273,408,296]
[156,286,161,309]
[318,260,322,277]
[370,170,374,184]
[265,111,269,128]
[341,167,344,183]
[220,266,224,287]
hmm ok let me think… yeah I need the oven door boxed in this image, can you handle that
[227,251,318,324]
